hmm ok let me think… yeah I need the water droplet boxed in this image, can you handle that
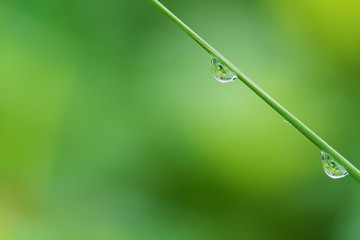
[210,56,237,83]
[283,120,292,125]
[321,151,348,179]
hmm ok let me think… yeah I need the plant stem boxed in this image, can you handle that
[150,0,360,183]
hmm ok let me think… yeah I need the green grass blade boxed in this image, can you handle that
[150,0,360,183]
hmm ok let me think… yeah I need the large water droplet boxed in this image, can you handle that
[210,56,237,83]
[321,151,348,179]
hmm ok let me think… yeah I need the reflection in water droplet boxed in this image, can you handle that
[283,120,292,125]
[210,56,237,83]
[321,151,348,179]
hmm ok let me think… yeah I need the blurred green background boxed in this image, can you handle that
[1,0,360,239]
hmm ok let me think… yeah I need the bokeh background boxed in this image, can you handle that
[1,0,360,239]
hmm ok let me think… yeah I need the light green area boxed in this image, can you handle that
[1,0,360,239]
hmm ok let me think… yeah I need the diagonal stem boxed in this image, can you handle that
[150,0,360,183]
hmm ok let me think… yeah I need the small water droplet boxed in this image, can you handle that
[283,120,292,125]
[321,151,348,179]
[210,56,237,83]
